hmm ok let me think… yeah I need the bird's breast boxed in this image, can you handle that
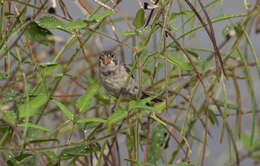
[99,66,137,98]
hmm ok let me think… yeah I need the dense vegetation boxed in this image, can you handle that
[0,0,260,165]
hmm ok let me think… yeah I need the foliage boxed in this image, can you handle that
[0,0,259,166]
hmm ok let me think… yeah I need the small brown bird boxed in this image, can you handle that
[98,50,162,103]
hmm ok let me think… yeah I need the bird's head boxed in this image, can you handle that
[98,51,119,69]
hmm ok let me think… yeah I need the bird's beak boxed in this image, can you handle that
[103,55,111,65]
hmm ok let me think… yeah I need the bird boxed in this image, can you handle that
[98,50,162,103]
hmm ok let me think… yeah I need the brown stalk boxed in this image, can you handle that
[215,110,260,117]
[184,0,226,78]
[77,158,88,166]
[0,115,46,166]
[94,0,113,10]
[231,69,242,139]
[158,24,210,166]
[240,145,260,161]
[110,0,134,30]
[7,0,41,9]
[0,0,48,59]
[163,25,169,112]
[70,77,87,90]
[106,6,126,63]
[0,156,8,166]
[154,113,187,154]
[146,58,260,92]
[76,0,93,15]
[212,98,240,166]
[0,0,48,101]
[167,90,212,137]
[144,117,151,162]
[198,0,225,75]
[53,93,82,97]
[144,0,159,27]
[115,139,121,166]
[85,27,136,51]
[158,22,208,101]
[206,36,230,61]
[158,23,210,109]
[58,0,72,19]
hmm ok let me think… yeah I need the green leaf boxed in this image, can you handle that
[128,97,159,111]
[60,145,99,160]
[119,27,151,36]
[169,11,193,20]
[24,22,54,45]
[62,19,87,31]
[240,132,260,151]
[169,23,177,32]
[222,24,234,37]
[148,124,165,163]
[89,9,115,21]
[35,16,88,33]
[76,81,99,113]
[13,152,33,161]
[133,9,145,29]
[140,27,151,34]
[186,48,199,58]
[176,162,191,166]
[162,55,192,71]
[119,29,136,36]
[3,110,16,124]
[3,89,17,103]
[214,100,239,110]
[153,101,166,114]
[0,119,9,131]
[208,109,219,126]
[39,62,58,67]
[39,62,60,76]
[125,159,152,166]
[0,72,8,80]
[150,114,166,126]
[39,151,57,162]
[35,16,64,29]
[107,109,128,125]
[53,100,74,121]
[18,123,51,132]
[234,22,243,35]
[18,94,48,118]
[30,138,59,144]
[77,117,107,123]
[4,12,15,17]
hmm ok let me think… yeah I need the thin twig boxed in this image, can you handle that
[75,0,93,15]
[137,0,143,8]
[198,0,225,76]
[184,0,226,78]
[212,98,240,166]
[144,0,159,27]
[240,145,260,161]
[0,115,46,166]
[144,117,151,162]
[110,0,134,30]
[155,113,190,154]
[231,69,242,139]
[94,0,114,10]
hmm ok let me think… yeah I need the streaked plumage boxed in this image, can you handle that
[98,50,162,103]
[98,51,138,99]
